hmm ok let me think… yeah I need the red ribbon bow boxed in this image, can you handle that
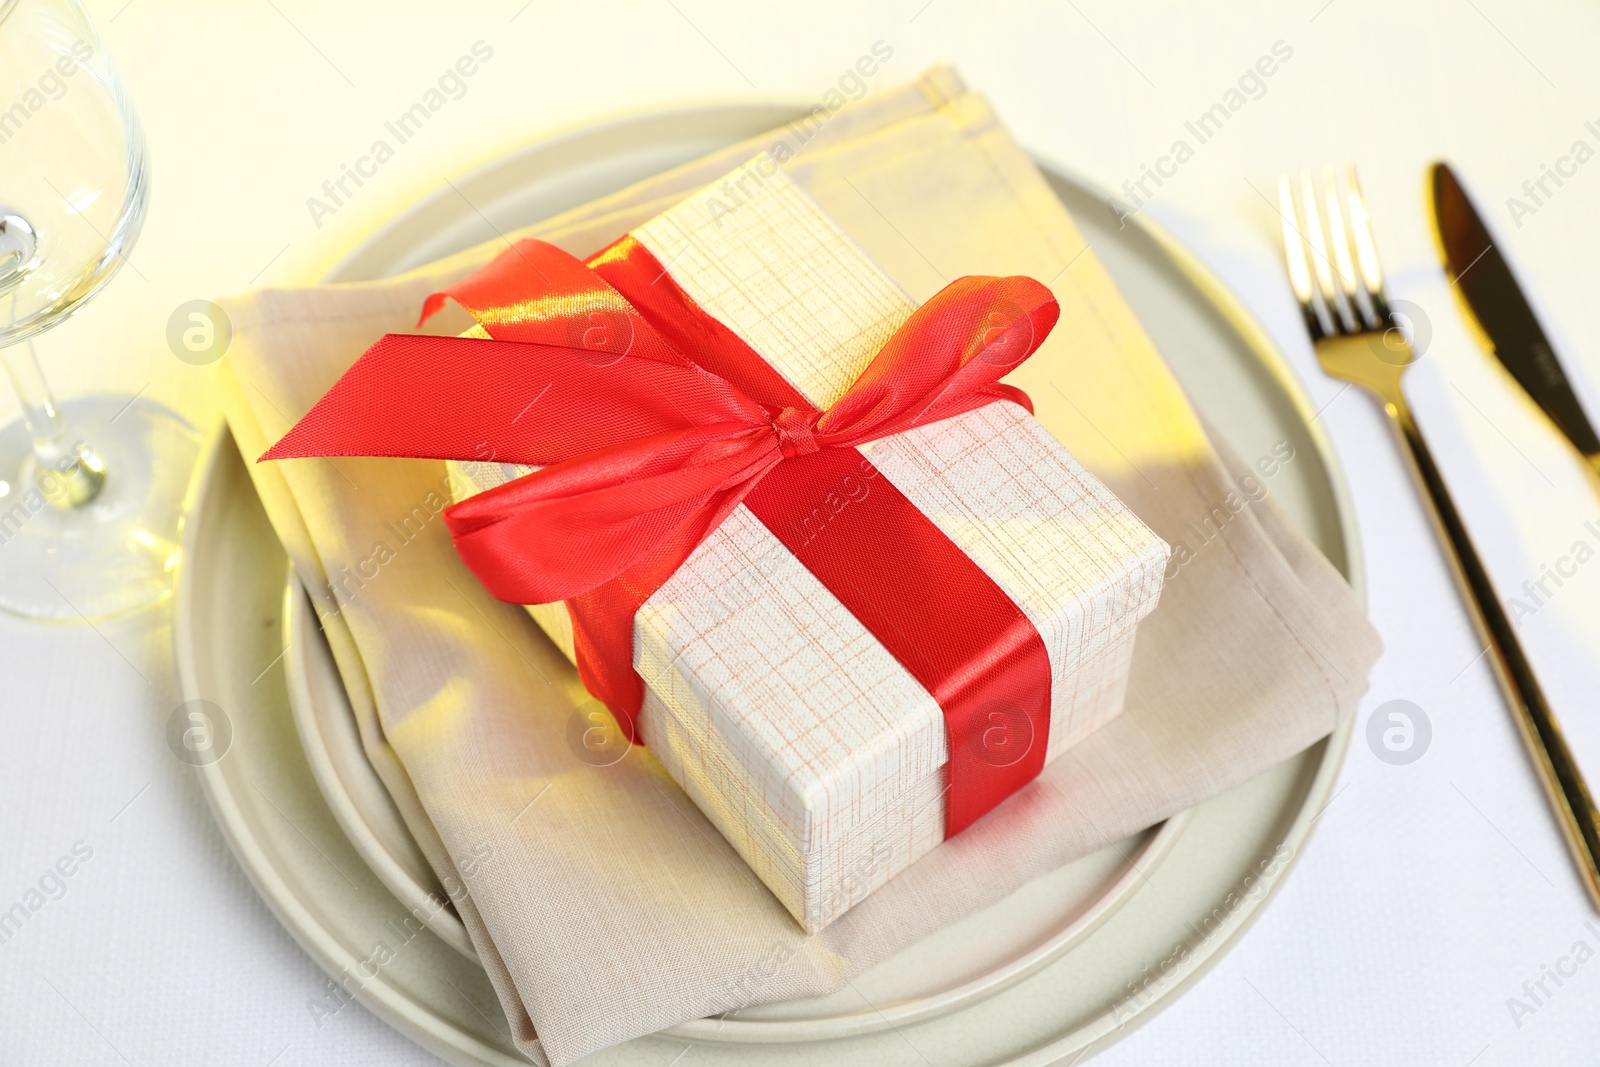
[266,236,1061,836]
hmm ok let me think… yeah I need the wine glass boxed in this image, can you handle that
[0,0,198,620]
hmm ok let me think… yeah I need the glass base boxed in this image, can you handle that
[0,394,200,621]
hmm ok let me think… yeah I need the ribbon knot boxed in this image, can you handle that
[772,406,820,459]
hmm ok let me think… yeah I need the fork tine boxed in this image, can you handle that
[1298,169,1343,336]
[1332,168,1380,329]
[1320,166,1363,333]
[1342,165,1390,327]
[1277,175,1314,322]
[1278,173,1333,339]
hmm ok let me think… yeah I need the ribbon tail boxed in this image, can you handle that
[565,481,752,742]
[261,333,770,468]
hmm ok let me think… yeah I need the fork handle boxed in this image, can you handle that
[1388,396,1600,907]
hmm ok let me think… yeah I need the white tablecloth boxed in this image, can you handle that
[4,2,1598,1063]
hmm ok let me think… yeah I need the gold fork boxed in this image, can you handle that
[1279,166,1600,910]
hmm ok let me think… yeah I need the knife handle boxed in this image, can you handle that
[1388,394,1600,908]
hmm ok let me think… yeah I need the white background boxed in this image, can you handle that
[3,1,1600,1064]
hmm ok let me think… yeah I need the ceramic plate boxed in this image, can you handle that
[175,101,1360,1067]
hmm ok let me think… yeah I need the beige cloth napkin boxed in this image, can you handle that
[215,66,1381,1066]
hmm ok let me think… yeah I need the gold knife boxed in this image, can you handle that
[1431,162,1600,481]
[1428,160,1600,910]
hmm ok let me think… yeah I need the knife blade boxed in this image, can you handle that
[1430,162,1600,469]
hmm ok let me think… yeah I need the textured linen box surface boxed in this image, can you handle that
[449,157,1169,932]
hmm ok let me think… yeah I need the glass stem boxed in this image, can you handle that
[0,335,105,508]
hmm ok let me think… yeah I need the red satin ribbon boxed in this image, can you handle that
[265,236,1061,836]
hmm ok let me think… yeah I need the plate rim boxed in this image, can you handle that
[173,430,530,1067]
[175,96,1364,1067]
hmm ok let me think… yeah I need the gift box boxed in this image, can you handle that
[437,157,1170,931]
